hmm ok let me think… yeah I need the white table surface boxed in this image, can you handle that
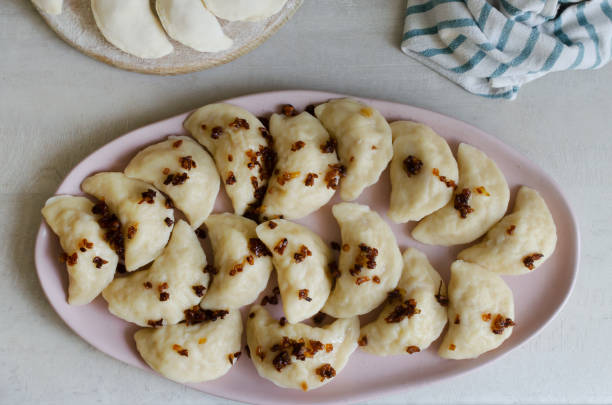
[2,0,611,404]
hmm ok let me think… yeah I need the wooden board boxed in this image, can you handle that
[33,0,303,75]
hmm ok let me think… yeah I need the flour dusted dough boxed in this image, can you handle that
[135,308,242,383]
[315,98,393,201]
[156,0,233,53]
[388,121,458,223]
[261,112,339,219]
[203,0,288,21]
[256,220,333,323]
[91,0,173,59]
[322,203,402,318]
[412,143,510,246]
[124,136,219,229]
[458,186,557,275]
[199,213,273,309]
[184,103,272,216]
[42,196,118,305]
[246,305,359,391]
[438,260,515,360]
[32,0,63,15]
[81,172,174,271]
[102,220,208,327]
[360,248,447,356]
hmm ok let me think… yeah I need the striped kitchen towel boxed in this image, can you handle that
[401,0,612,99]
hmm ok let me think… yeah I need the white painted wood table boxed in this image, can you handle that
[1,0,611,404]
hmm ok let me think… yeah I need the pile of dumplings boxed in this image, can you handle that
[32,0,290,58]
[41,97,557,391]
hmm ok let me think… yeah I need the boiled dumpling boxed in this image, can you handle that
[156,0,233,52]
[91,0,173,59]
[246,305,359,391]
[458,186,557,274]
[183,103,274,217]
[322,203,402,318]
[359,248,447,356]
[388,121,458,223]
[135,308,242,383]
[255,219,333,323]
[261,111,340,219]
[438,260,515,360]
[102,220,208,327]
[412,143,510,246]
[81,172,174,271]
[124,136,219,229]
[314,98,392,201]
[32,0,63,14]
[41,196,118,305]
[203,0,288,21]
[199,213,273,309]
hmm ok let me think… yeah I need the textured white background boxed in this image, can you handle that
[1,0,611,404]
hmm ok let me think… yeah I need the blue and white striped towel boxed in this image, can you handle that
[401,0,612,99]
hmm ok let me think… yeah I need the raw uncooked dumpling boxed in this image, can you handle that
[184,103,274,217]
[256,219,333,323]
[458,186,557,275]
[438,260,515,360]
[41,196,118,305]
[199,213,273,309]
[322,203,402,318]
[32,0,63,14]
[102,220,208,327]
[203,0,288,21]
[261,111,340,220]
[91,0,173,59]
[156,0,233,52]
[315,98,393,201]
[135,308,242,383]
[359,248,447,356]
[412,143,510,246]
[124,136,219,229]
[246,305,359,391]
[388,121,458,223]
[81,172,174,271]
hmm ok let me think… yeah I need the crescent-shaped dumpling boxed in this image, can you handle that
[202,0,288,21]
[124,136,219,229]
[458,186,557,275]
[246,305,359,391]
[41,196,118,305]
[359,247,447,356]
[322,203,402,318]
[91,0,173,59]
[438,260,515,360]
[156,0,233,52]
[199,213,273,309]
[32,0,63,15]
[314,98,393,201]
[261,112,340,220]
[388,121,458,223]
[255,219,333,323]
[135,308,242,383]
[81,172,174,271]
[184,103,274,217]
[102,220,208,327]
[412,143,510,246]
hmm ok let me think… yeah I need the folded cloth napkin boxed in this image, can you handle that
[401,0,612,99]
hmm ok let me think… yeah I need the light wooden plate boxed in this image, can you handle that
[33,0,303,75]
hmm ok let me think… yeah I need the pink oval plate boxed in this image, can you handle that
[34,90,580,404]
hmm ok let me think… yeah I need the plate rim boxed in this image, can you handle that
[34,89,581,404]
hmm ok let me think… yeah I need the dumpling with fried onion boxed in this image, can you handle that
[246,305,359,391]
[42,195,118,305]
